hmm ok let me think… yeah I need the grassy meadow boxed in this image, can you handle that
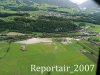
[0,40,97,75]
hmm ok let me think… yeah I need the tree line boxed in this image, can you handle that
[4,5,39,11]
[0,12,30,17]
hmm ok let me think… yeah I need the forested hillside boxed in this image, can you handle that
[0,0,100,34]
[0,0,79,33]
[0,0,77,7]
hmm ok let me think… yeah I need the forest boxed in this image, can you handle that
[0,15,78,33]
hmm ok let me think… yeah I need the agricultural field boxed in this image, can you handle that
[88,25,100,33]
[0,39,97,75]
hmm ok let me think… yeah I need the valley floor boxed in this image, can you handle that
[0,38,98,75]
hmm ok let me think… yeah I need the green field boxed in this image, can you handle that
[78,40,99,63]
[88,25,100,32]
[0,42,9,58]
[0,40,97,75]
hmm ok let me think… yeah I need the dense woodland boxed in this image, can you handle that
[0,12,29,17]
[0,15,78,33]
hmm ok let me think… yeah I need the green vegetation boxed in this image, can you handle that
[0,42,9,58]
[88,36,100,45]
[0,0,99,75]
[0,41,96,75]
[88,25,100,32]
[78,40,99,63]
[0,16,78,33]
[89,36,100,41]
[0,12,30,17]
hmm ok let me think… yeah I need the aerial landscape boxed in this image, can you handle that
[0,0,100,75]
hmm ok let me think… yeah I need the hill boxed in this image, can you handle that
[0,0,77,7]
[30,0,77,7]
[80,0,99,9]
